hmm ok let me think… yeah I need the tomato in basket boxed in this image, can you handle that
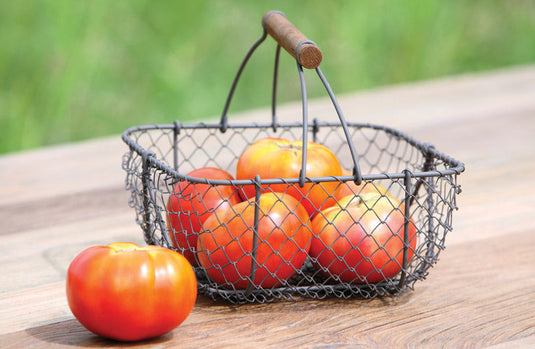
[196,192,311,289]
[166,167,242,265]
[310,192,417,283]
[318,169,390,211]
[66,242,197,341]
[236,137,343,216]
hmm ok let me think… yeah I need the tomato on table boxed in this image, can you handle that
[66,242,197,342]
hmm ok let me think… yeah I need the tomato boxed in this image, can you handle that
[196,192,311,289]
[319,169,389,211]
[310,193,417,283]
[166,167,242,265]
[236,137,342,217]
[66,242,197,341]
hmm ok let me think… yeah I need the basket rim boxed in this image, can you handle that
[121,120,465,186]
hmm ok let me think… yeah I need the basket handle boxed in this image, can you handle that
[262,11,323,69]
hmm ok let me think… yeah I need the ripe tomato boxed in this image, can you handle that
[66,242,197,341]
[196,192,311,289]
[236,137,342,216]
[310,193,417,283]
[319,169,389,211]
[166,167,242,265]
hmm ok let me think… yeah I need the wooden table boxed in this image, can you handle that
[1,65,535,348]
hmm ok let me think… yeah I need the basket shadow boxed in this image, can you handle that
[194,287,416,314]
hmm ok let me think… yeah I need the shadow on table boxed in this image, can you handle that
[24,319,173,347]
[19,293,416,347]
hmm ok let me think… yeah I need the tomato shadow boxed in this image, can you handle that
[24,318,173,347]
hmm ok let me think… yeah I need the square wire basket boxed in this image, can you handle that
[121,11,465,304]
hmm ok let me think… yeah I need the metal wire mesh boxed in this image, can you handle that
[122,121,463,303]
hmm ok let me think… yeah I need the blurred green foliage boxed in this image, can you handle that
[1,1,534,154]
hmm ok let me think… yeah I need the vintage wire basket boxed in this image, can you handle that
[122,11,465,304]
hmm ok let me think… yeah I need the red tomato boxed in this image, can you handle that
[196,192,311,289]
[310,193,417,283]
[66,242,197,342]
[236,137,342,216]
[320,169,389,211]
[166,167,242,265]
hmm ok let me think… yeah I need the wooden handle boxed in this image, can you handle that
[262,11,323,69]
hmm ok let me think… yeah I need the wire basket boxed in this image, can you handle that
[122,11,464,304]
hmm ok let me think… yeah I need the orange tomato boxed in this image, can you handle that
[66,242,197,341]
[310,193,417,283]
[166,167,242,265]
[197,192,311,289]
[236,137,342,216]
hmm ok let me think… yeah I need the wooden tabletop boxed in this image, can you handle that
[1,65,535,348]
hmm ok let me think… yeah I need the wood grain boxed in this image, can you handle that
[2,230,534,348]
[1,65,535,348]
[263,11,322,69]
[0,187,129,236]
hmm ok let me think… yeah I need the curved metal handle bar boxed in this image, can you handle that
[220,10,363,185]
[294,55,363,186]
[296,57,309,188]
[219,16,283,133]
[219,30,268,132]
[315,67,363,184]
[270,45,282,132]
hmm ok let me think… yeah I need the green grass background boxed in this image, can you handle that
[1,1,534,154]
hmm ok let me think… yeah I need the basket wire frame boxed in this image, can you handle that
[122,16,464,304]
